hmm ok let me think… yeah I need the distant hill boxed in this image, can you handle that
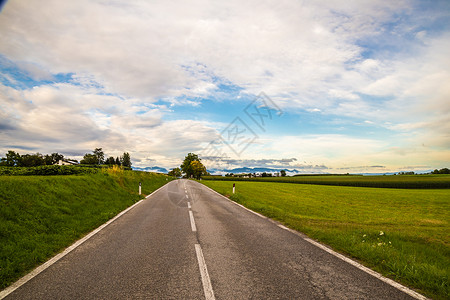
[208,168,435,176]
[132,166,433,176]
[207,167,324,176]
[132,166,168,173]
[131,166,310,176]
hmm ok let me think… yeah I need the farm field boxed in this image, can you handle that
[201,180,450,299]
[0,169,172,289]
[202,174,450,189]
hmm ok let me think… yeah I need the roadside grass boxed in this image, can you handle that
[0,170,171,289]
[202,174,450,189]
[201,180,450,299]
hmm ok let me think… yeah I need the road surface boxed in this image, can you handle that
[3,179,422,299]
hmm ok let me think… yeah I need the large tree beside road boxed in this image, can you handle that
[190,160,206,180]
[180,153,207,179]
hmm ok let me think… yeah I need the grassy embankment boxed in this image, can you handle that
[0,168,172,289]
[202,174,450,189]
[201,180,450,299]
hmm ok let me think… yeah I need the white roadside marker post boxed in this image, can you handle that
[139,182,142,195]
[233,183,235,194]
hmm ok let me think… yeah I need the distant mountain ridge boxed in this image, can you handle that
[133,166,433,176]
[208,167,308,176]
[132,166,168,173]
[133,166,305,175]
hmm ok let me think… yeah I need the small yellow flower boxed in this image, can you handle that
[379,231,384,236]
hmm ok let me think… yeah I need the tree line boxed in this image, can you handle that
[0,151,65,167]
[224,170,287,177]
[0,148,131,168]
[80,148,131,168]
[431,168,450,174]
[168,152,208,179]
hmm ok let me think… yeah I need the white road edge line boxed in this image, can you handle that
[303,237,427,300]
[188,202,191,209]
[195,244,216,300]
[200,184,267,219]
[199,182,428,300]
[279,223,428,300]
[0,182,169,300]
[189,210,197,232]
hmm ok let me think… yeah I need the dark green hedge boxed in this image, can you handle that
[0,165,100,176]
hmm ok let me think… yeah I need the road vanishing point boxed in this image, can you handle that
[1,179,426,299]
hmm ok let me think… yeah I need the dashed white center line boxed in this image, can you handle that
[185,181,215,300]
[189,210,197,232]
[195,244,215,300]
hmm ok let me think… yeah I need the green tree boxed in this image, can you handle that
[180,153,200,178]
[1,150,21,166]
[439,168,450,174]
[20,153,45,167]
[44,153,64,165]
[80,153,98,165]
[105,157,116,165]
[115,157,121,166]
[280,170,286,177]
[168,167,182,177]
[122,152,131,168]
[93,148,105,164]
[190,160,206,180]
[81,148,106,165]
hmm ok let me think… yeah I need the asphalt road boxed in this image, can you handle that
[4,179,421,299]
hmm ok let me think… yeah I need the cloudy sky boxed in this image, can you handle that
[0,0,449,173]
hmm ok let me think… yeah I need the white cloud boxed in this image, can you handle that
[0,0,449,170]
[0,0,409,104]
[0,81,220,166]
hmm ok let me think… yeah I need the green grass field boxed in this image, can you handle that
[201,180,450,299]
[202,174,450,189]
[0,169,171,289]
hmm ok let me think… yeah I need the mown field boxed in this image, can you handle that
[202,174,450,189]
[201,180,450,299]
[0,168,172,289]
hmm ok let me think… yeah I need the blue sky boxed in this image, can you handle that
[0,0,449,173]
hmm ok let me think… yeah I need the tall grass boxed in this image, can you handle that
[202,180,450,299]
[0,171,171,289]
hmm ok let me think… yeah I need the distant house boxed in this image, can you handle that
[57,159,79,166]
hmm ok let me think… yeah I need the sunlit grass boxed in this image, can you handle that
[202,180,450,299]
